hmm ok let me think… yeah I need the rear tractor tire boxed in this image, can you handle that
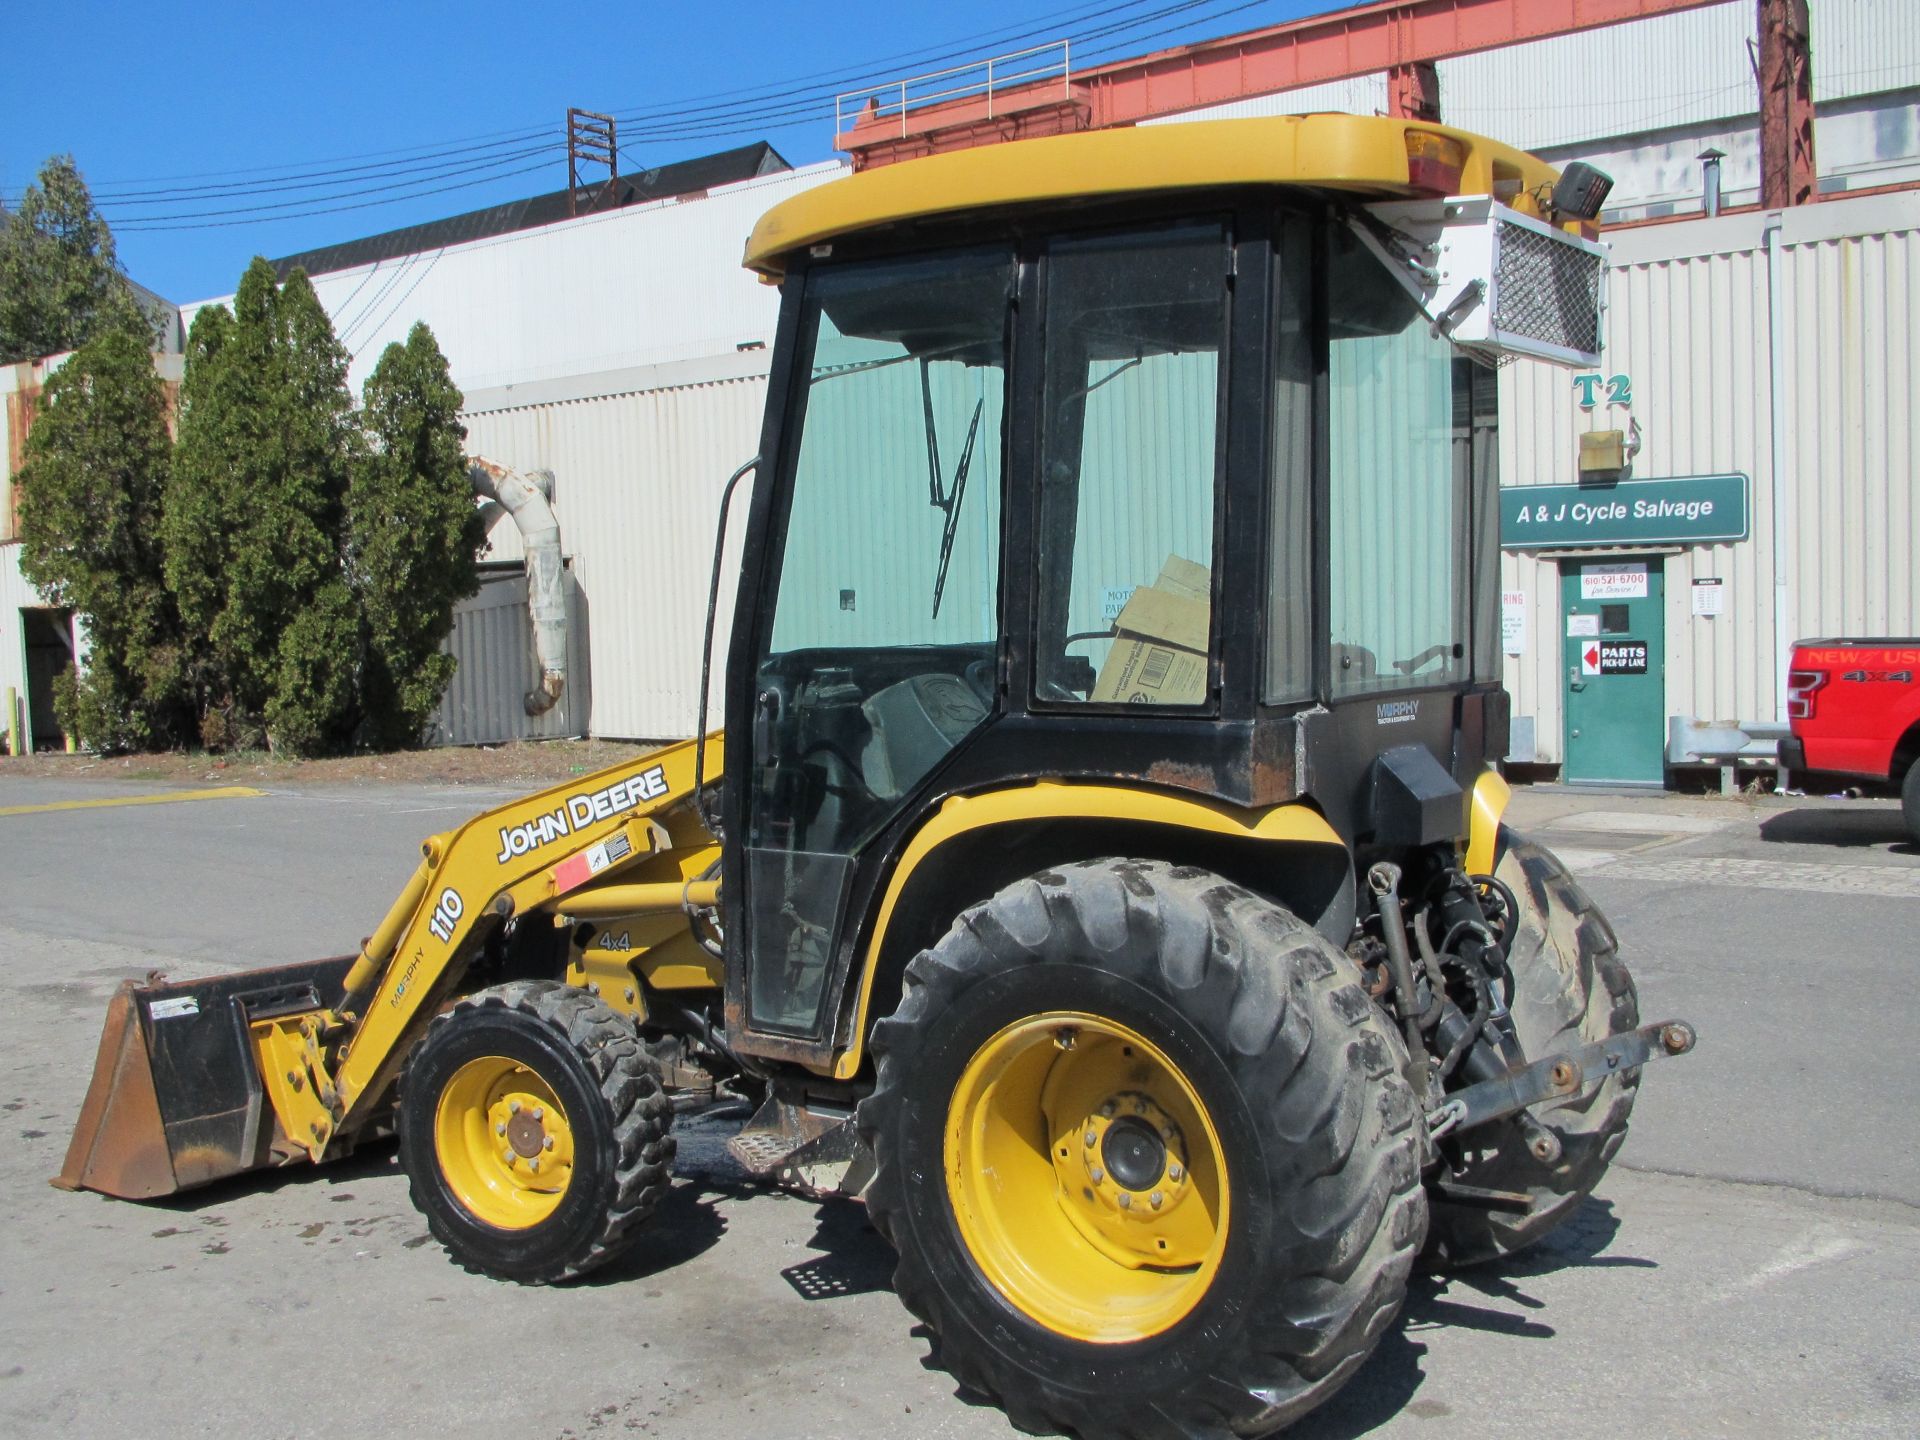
[398,979,674,1284]
[860,858,1426,1438]
[1423,830,1639,1269]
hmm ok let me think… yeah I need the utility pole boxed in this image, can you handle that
[1757,0,1816,209]
[566,109,619,218]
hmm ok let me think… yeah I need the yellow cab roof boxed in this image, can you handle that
[744,113,1562,276]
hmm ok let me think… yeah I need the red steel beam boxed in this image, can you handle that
[845,0,1729,166]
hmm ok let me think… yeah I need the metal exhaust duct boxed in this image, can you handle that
[467,456,568,717]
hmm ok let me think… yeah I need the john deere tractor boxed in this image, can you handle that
[59,115,1693,1435]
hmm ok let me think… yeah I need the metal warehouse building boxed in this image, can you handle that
[3,0,1917,789]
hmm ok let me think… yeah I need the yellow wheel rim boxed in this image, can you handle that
[433,1055,577,1229]
[945,1010,1230,1343]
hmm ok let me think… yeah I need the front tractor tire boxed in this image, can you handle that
[860,859,1426,1439]
[1423,830,1640,1269]
[397,979,674,1284]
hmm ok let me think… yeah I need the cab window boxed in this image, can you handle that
[1034,225,1228,707]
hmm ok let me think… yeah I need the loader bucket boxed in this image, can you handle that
[55,957,356,1200]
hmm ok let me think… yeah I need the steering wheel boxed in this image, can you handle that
[962,657,998,707]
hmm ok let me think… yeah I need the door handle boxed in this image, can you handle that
[1568,667,1587,693]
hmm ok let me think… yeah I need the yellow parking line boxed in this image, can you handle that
[0,786,267,817]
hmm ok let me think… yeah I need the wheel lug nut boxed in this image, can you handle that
[1084,1129,1098,1147]
[1090,1167,1104,1184]
[543,1136,555,1151]
[529,1159,540,1174]
[532,1107,544,1121]
[503,1152,516,1167]
[1168,1163,1184,1182]
[1150,1191,1164,1209]
[509,1099,522,1114]
[1117,1192,1132,1209]
[496,1122,507,1136]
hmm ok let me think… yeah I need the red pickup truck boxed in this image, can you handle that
[1779,638,1920,843]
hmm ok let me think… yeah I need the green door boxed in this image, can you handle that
[1562,558,1665,784]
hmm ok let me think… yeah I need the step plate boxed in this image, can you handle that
[727,1128,800,1175]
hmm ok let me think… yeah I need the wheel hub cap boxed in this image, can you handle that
[434,1058,577,1229]
[944,1011,1229,1343]
[1101,1116,1165,1191]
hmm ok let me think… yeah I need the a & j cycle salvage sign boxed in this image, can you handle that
[1500,474,1749,549]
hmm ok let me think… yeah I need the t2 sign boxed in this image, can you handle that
[1573,373,1632,408]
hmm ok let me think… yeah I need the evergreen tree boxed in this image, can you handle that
[165,259,361,754]
[0,155,144,363]
[14,325,194,750]
[350,324,483,746]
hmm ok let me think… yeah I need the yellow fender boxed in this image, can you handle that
[833,781,1348,1080]
[1465,769,1512,877]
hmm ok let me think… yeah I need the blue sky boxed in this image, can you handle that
[4,0,1327,304]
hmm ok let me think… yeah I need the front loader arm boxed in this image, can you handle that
[297,735,724,1153]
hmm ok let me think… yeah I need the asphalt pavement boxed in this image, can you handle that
[0,773,1915,1438]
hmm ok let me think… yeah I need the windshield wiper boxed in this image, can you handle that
[931,398,984,621]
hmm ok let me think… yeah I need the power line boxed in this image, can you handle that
[606,0,1224,132]
[25,0,1242,209]
[85,129,564,204]
[352,246,449,360]
[80,121,566,190]
[46,1,1292,234]
[337,250,424,345]
[98,142,564,221]
[565,1,1238,155]
[109,157,558,232]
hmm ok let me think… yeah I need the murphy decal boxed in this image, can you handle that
[1376,699,1420,725]
[1501,475,1749,549]
[494,765,669,864]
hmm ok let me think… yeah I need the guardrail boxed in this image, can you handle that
[1667,715,1790,791]
[834,41,1072,143]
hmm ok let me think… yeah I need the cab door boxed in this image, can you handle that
[732,248,1013,1040]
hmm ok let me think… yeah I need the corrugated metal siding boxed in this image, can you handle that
[1441,2,1759,151]
[434,568,592,745]
[1782,223,1918,639]
[461,371,769,740]
[1815,0,1920,103]
[182,163,842,396]
[1143,73,1388,124]
[0,548,41,730]
[1499,192,1919,761]
[1148,2,1915,210]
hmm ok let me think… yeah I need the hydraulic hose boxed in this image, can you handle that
[1367,863,1429,1102]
